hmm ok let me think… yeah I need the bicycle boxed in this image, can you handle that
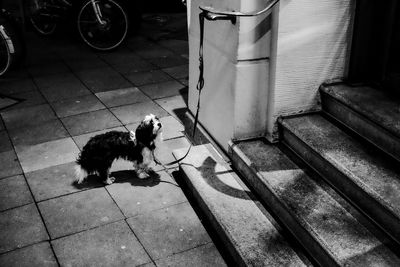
[0,8,24,76]
[28,0,135,51]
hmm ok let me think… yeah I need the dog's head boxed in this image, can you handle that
[135,114,163,149]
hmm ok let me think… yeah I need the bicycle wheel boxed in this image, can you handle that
[77,0,129,51]
[0,25,12,76]
[29,0,57,35]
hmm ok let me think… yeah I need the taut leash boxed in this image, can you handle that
[157,11,206,167]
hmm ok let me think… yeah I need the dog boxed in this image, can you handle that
[75,114,163,185]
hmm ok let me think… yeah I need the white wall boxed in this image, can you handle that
[187,0,355,150]
[188,0,272,151]
[267,0,355,140]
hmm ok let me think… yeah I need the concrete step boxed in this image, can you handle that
[279,114,400,245]
[173,144,310,267]
[320,83,400,162]
[229,139,400,266]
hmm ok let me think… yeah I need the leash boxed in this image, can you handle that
[154,12,205,167]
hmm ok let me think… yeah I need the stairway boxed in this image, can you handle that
[174,83,400,266]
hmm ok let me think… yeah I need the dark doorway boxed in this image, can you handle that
[348,0,400,95]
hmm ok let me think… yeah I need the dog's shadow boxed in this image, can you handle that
[73,170,161,189]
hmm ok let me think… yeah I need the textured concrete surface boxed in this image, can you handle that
[321,83,400,162]
[52,221,151,267]
[281,114,400,245]
[154,243,226,267]
[0,12,225,266]
[230,139,400,266]
[127,202,211,260]
[0,204,49,253]
[174,144,308,266]
[0,242,58,267]
[0,175,33,211]
[321,84,400,137]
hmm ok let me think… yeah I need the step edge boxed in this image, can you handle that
[279,116,400,218]
[229,142,397,266]
[321,92,400,162]
[320,86,400,140]
[172,145,307,267]
[279,120,400,244]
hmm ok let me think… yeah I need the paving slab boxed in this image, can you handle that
[34,73,91,102]
[15,137,80,173]
[64,57,109,71]
[0,150,23,179]
[155,243,226,267]
[134,46,175,59]
[124,70,173,86]
[95,87,151,108]
[50,94,106,118]
[8,119,69,147]
[155,94,188,119]
[162,65,188,79]
[127,202,211,260]
[179,78,188,86]
[28,61,70,77]
[2,90,46,111]
[158,39,188,55]
[114,58,157,75]
[139,81,186,100]
[155,137,191,168]
[75,66,132,93]
[147,55,188,69]
[0,203,49,253]
[72,126,127,150]
[0,78,37,95]
[97,49,142,66]
[52,220,151,267]
[0,175,33,211]
[0,130,12,152]
[61,109,122,136]
[1,104,57,129]
[107,170,187,218]
[0,242,57,267]
[110,101,169,125]
[38,187,124,238]
[25,162,102,202]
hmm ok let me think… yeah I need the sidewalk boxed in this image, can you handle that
[0,13,226,266]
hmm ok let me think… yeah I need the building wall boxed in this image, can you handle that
[187,0,355,150]
[267,0,355,140]
[188,0,272,151]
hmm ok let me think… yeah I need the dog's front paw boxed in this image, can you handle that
[137,170,150,179]
[104,176,116,185]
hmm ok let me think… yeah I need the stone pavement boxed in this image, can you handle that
[0,13,227,266]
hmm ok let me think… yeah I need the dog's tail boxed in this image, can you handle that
[75,165,88,184]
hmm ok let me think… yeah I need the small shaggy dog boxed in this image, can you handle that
[75,114,163,184]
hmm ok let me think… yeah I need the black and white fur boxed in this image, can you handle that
[75,114,162,184]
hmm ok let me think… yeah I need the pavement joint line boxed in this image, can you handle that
[47,217,127,242]
[0,241,53,257]
[12,134,62,267]
[0,201,34,214]
[124,217,157,266]
[29,167,171,204]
